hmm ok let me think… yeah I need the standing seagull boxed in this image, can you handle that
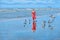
[42,21,46,29]
[49,15,55,23]
[48,15,55,30]
[24,19,27,27]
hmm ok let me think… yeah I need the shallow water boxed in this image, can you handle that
[0,9,60,40]
[0,0,60,8]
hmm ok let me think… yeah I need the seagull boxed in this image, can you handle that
[49,15,55,19]
[24,19,27,27]
[42,21,46,28]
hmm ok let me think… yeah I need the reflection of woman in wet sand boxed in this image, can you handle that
[32,21,36,32]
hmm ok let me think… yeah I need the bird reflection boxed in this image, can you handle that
[29,19,31,24]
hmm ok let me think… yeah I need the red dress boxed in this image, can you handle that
[32,10,36,20]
